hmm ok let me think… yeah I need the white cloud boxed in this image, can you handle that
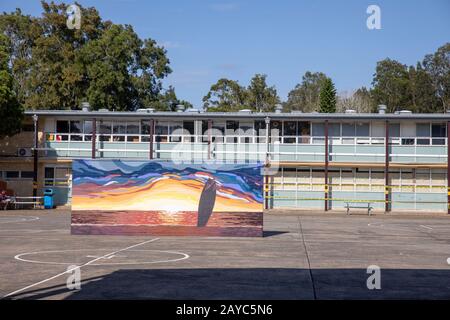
[209,3,238,12]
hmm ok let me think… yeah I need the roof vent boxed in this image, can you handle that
[377,105,387,114]
[275,104,283,114]
[399,110,412,114]
[238,109,252,114]
[98,108,109,112]
[176,104,185,112]
[137,108,154,113]
[185,108,200,113]
[345,109,356,114]
[81,102,90,112]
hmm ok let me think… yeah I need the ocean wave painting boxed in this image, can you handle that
[71,160,263,237]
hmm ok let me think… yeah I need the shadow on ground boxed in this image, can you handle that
[6,268,450,300]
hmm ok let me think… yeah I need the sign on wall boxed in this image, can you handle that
[71,160,263,237]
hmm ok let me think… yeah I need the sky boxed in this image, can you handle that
[1,0,449,108]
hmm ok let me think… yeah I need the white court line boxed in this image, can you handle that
[0,216,39,224]
[420,225,433,230]
[3,238,159,299]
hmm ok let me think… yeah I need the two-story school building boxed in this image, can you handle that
[1,106,450,213]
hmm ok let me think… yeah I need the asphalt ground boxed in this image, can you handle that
[0,209,449,299]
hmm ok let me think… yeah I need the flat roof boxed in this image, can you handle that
[24,110,450,121]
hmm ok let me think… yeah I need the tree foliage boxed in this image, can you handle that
[0,34,22,138]
[203,74,280,112]
[0,1,173,111]
[319,78,337,113]
[284,71,329,112]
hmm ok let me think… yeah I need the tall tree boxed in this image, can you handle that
[151,86,193,111]
[246,74,280,112]
[319,78,337,113]
[407,63,440,113]
[337,87,374,113]
[371,58,410,113]
[0,1,171,111]
[202,78,247,112]
[0,34,22,138]
[422,43,450,112]
[284,71,329,112]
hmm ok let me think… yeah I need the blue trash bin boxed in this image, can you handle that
[43,188,54,209]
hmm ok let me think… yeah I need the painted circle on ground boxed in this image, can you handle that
[0,216,39,224]
[14,248,189,266]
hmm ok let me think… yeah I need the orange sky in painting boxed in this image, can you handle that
[72,177,261,212]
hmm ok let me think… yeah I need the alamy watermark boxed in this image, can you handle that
[66,4,81,30]
[366,265,381,290]
[366,5,381,30]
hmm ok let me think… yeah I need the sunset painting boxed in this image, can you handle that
[71,160,263,236]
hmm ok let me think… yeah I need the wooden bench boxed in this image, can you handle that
[13,197,43,209]
[345,202,373,216]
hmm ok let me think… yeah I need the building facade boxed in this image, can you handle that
[0,109,449,213]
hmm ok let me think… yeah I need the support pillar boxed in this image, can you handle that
[91,118,96,159]
[207,119,212,160]
[385,120,390,212]
[32,114,38,198]
[324,120,329,211]
[149,118,154,160]
[447,122,450,214]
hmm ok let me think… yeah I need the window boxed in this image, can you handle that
[183,121,195,142]
[5,171,19,179]
[83,120,93,141]
[169,121,182,142]
[56,120,69,141]
[389,123,400,137]
[21,171,34,179]
[312,123,324,136]
[56,121,69,133]
[356,123,369,136]
[226,121,239,143]
[297,122,310,144]
[431,123,446,145]
[126,122,140,142]
[329,123,340,137]
[99,121,112,141]
[155,121,169,142]
[255,120,266,143]
[283,121,296,143]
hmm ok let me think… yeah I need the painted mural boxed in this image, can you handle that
[71,160,263,236]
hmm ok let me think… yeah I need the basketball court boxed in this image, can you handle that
[1,210,450,299]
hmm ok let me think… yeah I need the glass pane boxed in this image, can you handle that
[431,124,446,137]
[141,121,152,135]
[270,121,281,136]
[283,121,297,136]
[99,122,112,134]
[342,123,355,137]
[389,124,400,137]
[113,122,126,134]
[156,121,169,135]
[183,121,194,135]
[21,171,34,179]
[329,123,340,136]
[126,122,139,134]
[416,123,430,137]
[312,123,324,136]
[84,121,93,134]
[56,121,69,133]
[417,138,430,145]
[298,122,310,136]
[45,167,54,179]
[70,121,82,133]
[356,123,369,136]
[6,171,19,178]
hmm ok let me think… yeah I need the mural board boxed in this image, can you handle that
[71,160,263,237]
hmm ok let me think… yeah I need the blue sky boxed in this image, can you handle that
[1,0,449,107]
